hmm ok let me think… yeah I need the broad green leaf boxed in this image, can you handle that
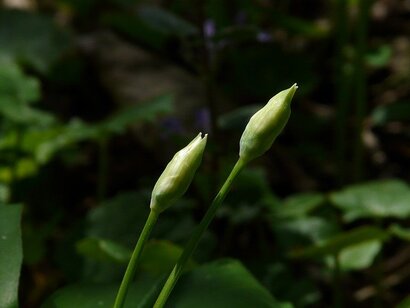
[168,259,286,307]
[371,101,410,126]
[0,59,40,104]
[273,193,325,219]
[274,216,339,246]
[389,224,410,241]
[139,240,195,275]
[290,226,389,259]
[29,95,173,163]
[366,45,392,68]
[0,10,70,72]
[338,240,381,271]
[397,295,410,308]
[76,238,132,264]
[330,180,410,222]
[99,94,174,135]
[0,204,23,308]
[43,259,286,308]
[42,273,160,308]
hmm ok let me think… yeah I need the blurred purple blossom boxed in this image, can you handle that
[160,116,185,138]
[195,108,211,133]
[203,19,216,39]
[257,31,272,43]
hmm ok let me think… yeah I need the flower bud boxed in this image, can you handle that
[150,133,207,213]
[239,84,297,163]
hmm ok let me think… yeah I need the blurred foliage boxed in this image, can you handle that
[0,0,409,307]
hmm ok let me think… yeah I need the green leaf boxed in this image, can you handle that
[44,259,286,308]
[338,240,381,271]
[366,45,392,68]
[273,193,325,219]
[290,226,389,259]
[76,238,132,264]
[371,101,410,126]
[0,9,70,73]
[139,240,195,275]
[42,273,160,308]
[0,59,40,104]
[168,259,286,307]
[330,180,410,222]
[397,295,410,308]
[99,94,174,135]
[274,216,339,245]
[389,224,410,241]
[0,204,23,308]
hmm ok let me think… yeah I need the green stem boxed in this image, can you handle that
[153,158,246,308]
[334,0,351,186]
[113,210,159,308]
[352,0,372,182]
[332,253,343,308]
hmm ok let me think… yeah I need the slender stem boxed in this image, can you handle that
[153,158,246,308]
[113,210,159,308]
[352,0,372,182]
[97,137,109,202]
[332,253,343,308]
[334,0,351,186]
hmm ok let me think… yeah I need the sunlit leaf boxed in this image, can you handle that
[273,193,325,219]
[389,224,410,242]
[290,226,389,259]
[330,180,410,222]
[338,240,381,271]
[76,237,132,264]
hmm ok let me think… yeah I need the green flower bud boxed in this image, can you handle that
[239,84,298,163]
[150,133,207,213]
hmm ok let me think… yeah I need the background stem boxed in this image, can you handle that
[334,0,351,186]
[333,253,343,308]
[352,0,372,182]
[113,210,159,308]
[153,158,246,308]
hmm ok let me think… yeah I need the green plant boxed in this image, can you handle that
[154,84,297,307]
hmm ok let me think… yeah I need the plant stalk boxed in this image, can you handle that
[352,0,372,182]
[334,0,351,186]
[332,253,343,308]
[113,210,159,308]
[153,158,246,308]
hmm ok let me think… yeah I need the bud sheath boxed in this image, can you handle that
[239,84,298,163]
[150,133,207,213]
